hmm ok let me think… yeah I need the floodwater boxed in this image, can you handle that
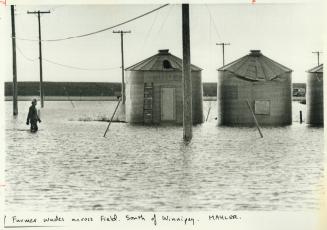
[4,101,324,211]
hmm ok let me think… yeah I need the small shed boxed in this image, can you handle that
[306,64,323,125]
[218,50,293,126]
[125,49,203,125]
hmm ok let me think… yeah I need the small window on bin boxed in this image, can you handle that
[255,100,270,115]
[163,60,172,69]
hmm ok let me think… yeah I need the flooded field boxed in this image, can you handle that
[4,101,324,211]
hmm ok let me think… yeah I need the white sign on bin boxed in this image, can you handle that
[255,100,270,115]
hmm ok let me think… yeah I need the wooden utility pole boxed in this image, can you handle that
[216,42,230,66]
[27,10,50,108]
[182,4,192,141]
[312,51,323,66]
[11,5,18,115]
[113,30,131,105]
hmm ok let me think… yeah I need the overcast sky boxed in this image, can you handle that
[1,2,324,83]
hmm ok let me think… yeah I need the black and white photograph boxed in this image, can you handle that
[0,0,326,229]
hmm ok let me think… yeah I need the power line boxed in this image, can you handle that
[205,4,222,41]
[155,4,174,40]
[137,5,165,56]
[13,37,40,42]
[139,9,160,52]
[14,5,64,16]
[16,46,38,62]
[16,45,120,71]
[43,58,121,71]
[14,4,169,42]
[49,5,65,13]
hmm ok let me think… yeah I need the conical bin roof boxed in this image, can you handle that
[307,64,323,73]
[126,49,202,72]
[218,50,292,81]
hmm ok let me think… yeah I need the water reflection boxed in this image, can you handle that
[4,101,324,212]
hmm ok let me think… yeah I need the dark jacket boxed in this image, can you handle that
[27,105,40,123]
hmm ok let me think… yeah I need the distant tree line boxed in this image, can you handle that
[4,82,305,97]
[4,82,122,97]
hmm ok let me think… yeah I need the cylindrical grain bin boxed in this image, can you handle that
[217,50,293,126]
[306,64,323,125]
[125,49,203,125]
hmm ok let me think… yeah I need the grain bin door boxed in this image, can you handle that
[161,88,175,121]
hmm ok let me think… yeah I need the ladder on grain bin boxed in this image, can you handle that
[143,82,153,124]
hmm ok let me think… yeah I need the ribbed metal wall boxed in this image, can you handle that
[126,70,203,124]
[218,71,292,126]
[306,71,323,125]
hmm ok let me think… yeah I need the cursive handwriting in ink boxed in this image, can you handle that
[100,214,119,222]
[209,214,241,221]
[151,214,157,226]
[162,215,195,225]
[125,214,146,221]
[12,216,37,224]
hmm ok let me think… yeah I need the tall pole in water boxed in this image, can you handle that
[216,42,230,66]
[113,30,131,105]
[312,51,322,66]
[27,10,50,108]
[182,4,192,141]
[11,5,18,115]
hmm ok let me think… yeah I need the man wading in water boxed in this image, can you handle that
[26,98,41,132]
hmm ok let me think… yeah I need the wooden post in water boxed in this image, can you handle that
[246,100,263,138]
[206,101,211,122]
[11,5,18,115]
[300,110,303,124]
[103,98,122,137]
[182,4,192,141]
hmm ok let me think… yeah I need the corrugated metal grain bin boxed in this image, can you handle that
[125,49,203,125]
[217,50,292,126]
[306,64,323,125]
